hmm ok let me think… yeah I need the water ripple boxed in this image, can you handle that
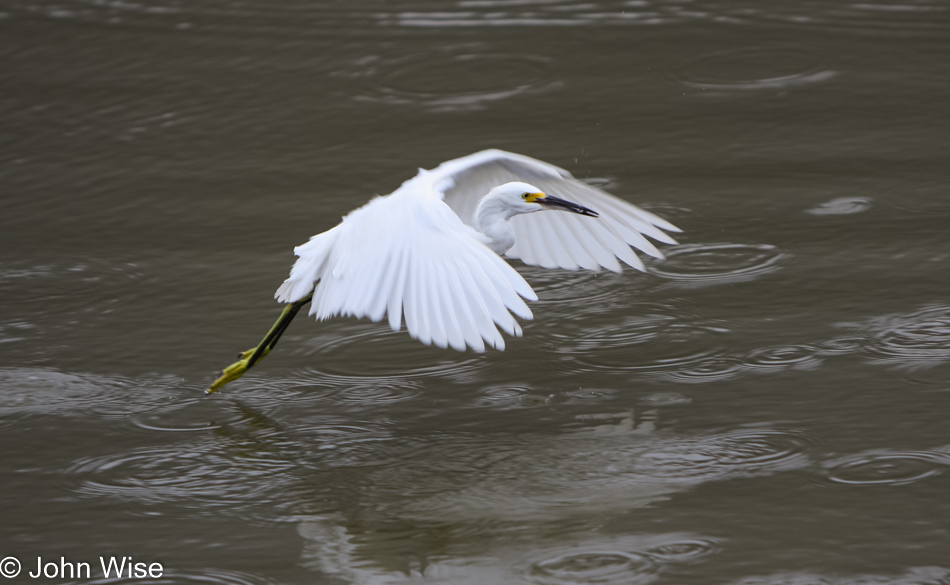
[12,0,947,36]
[378,1,681,27]
[649,243,786,288]
[745,344,823,371]
[649,343,823,384]
[365,426,814,522]
[298,422,400,467]
[848,304,950,369]
[66,568,279,585]
[644,538,722,563]
[553,311,728,377]
[343,50,560,112]
[294,323,484,382]
[524,535,722,585]
[220,358,437,409]
[0,368,184,425]
[805,197,873,216]
[648,355,746,384]
[331,383,426,405]
[521,266,610,306]
[637,428,814,482]
[822,447,950,486]
[675,48,836,91]
[730,566,950,585]
[476,384,552,408]
[561,387,619,405]
[67,438,299,516]
[528,549,656,585]
[5,0,391,35]
[705,0,950,36]
[640,392,692,406]
[374,0,948,34]
[298,524,722,585]
[129,396,266,433]
[815,336,866,356]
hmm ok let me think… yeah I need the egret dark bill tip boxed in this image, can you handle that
[538,195,599,218]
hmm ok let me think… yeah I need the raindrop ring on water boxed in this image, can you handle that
[675,48,835,91]
[824,450,950,486]
[347,51,560,111]
[529,550,654,585]
[855,305,950,370]
[645,538,722,563]
[649,243,785,287]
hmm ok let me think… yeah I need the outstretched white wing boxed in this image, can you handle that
[434,149,680,272]
[275,176,537,352]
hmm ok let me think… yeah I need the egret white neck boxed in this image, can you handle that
[474,193,519,255]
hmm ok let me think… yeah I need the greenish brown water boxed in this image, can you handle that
[2,1,950,584]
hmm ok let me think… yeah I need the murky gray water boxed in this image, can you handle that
[2,1,950,584]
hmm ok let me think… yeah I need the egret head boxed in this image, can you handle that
[489,181,599,218]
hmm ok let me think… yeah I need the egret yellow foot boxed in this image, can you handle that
[208,349,262,393]
[207,292,313,394]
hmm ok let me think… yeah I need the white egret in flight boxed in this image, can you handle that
[208,149,680,392]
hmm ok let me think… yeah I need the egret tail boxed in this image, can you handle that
[207,291,313,393]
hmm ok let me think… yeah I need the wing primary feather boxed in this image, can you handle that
[387,246,413,332]
[437,265,468,352]
[446,264,486,352]
[534,215,578,271]
[599,213,664,259]
[562,178,681,237]
[403,250,423,342]
[458,252,521,338]
[592,195,680,246]
[372,246,402,327]
[527,217,561,270]
[599,220,646,270]
[573,218,624,273]
[490,254,538,302]
[454,255,506,350]
[415,253,438,346]
[546,210,601,271]
[565,215,620,271]
[426,253,453,350]
[478,257,534,320]
[624,203,681,233]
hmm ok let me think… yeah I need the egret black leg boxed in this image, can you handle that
[207,292,313,393]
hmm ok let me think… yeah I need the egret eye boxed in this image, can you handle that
[522,193,530,199]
